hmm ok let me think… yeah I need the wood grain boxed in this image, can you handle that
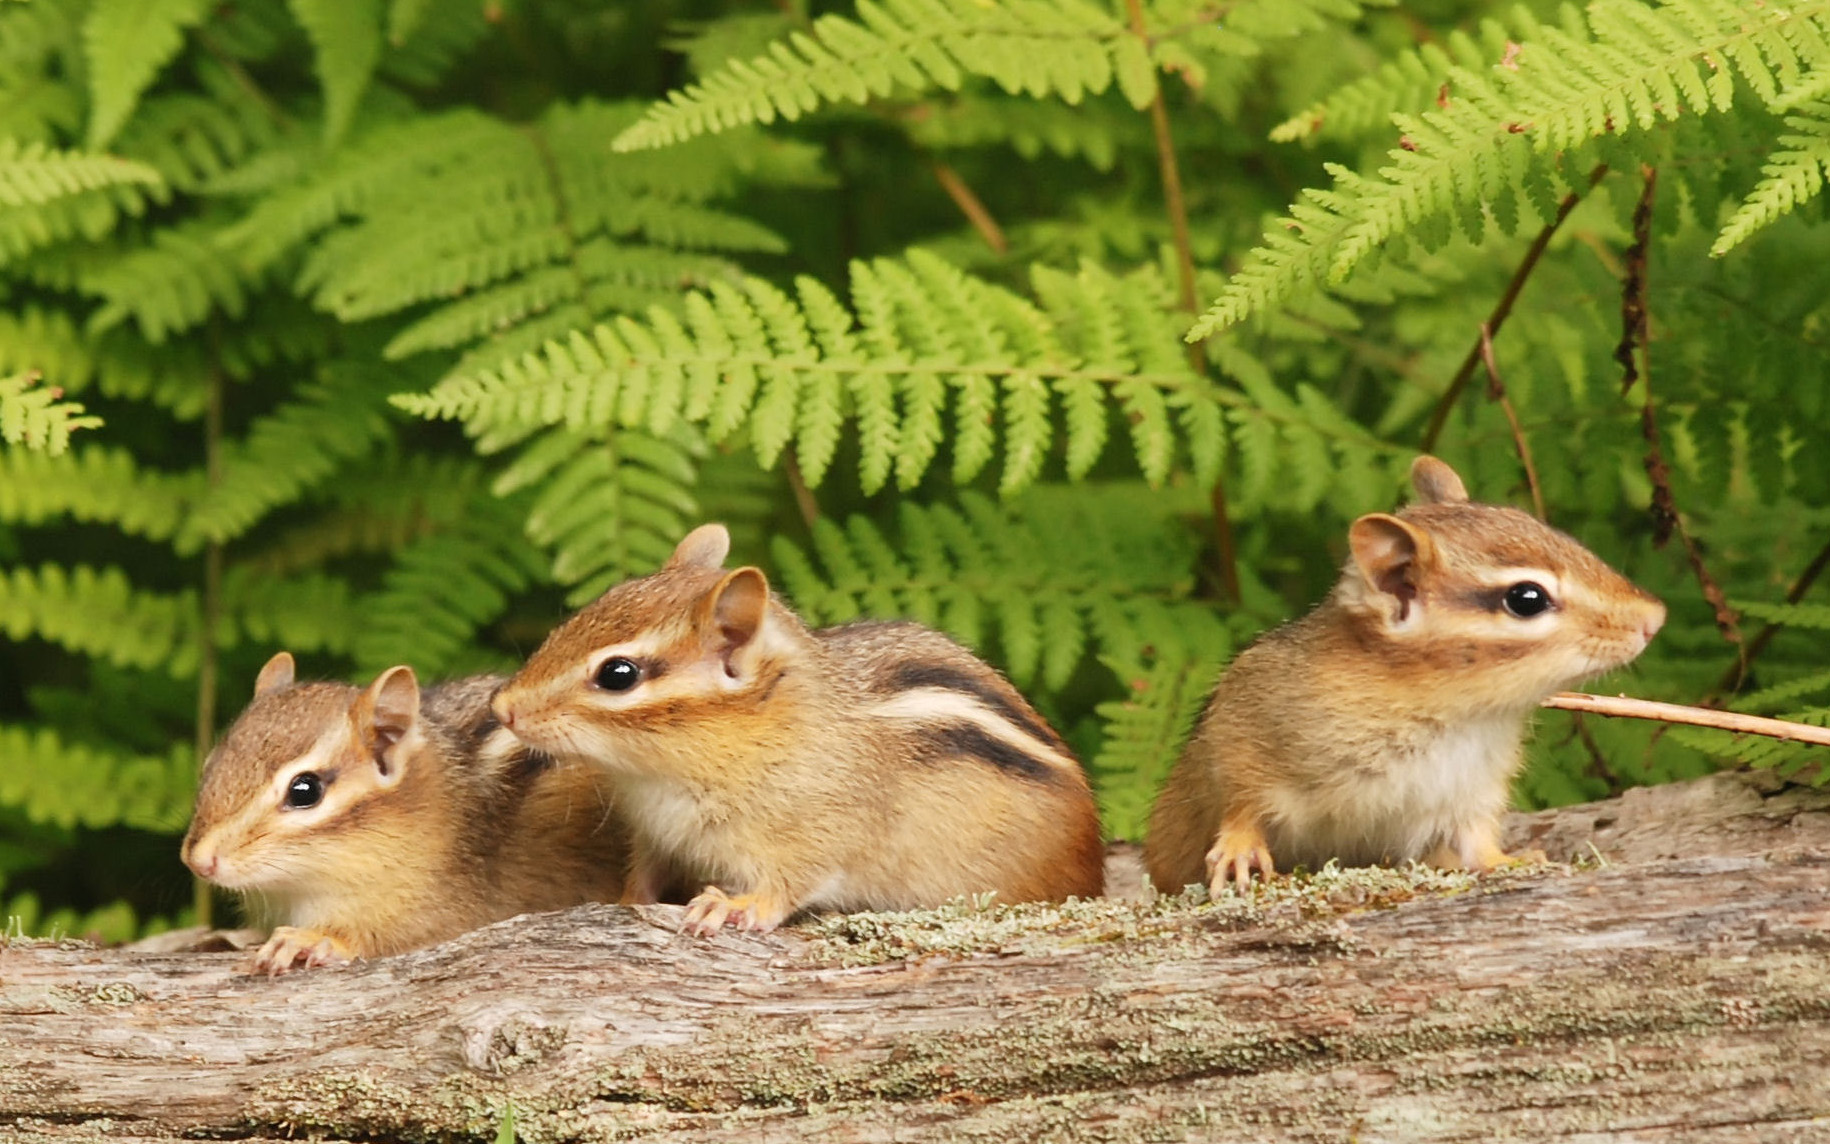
[3,771,1828,1143]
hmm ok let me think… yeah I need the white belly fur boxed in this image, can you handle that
[1261,716,1521,868]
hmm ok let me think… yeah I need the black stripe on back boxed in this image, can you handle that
[923,723,1057,784]
[888,662,1066,751]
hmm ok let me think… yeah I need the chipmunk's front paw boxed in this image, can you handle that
[1205,827,1276,896]
[681,886,790,936]
[1431,825,1549,871]
[253,926,355,976]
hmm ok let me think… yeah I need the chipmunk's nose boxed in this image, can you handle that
[493,694,517,729]
[184,843,218,880]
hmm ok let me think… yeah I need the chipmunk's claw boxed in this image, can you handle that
[253,926,355,976]
[1205,828,1276,896]
[681,886,790,936]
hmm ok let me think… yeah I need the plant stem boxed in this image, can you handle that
[1123,0,1239,604]
[1710,534,1830,699]
[930,160,1008,256]
[1476,322,1546,519]
[783,448,820,531]
[1542,691,1830,748]
[1421,165,1606,452]
[192,359,225,929]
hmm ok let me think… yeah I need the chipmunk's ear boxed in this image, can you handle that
[667,524,731,571]
[1410,455,1469,505]
[1349,513,1434,620]
[704,567,769,657]
[352,665,420,778]
[254,651,295,696]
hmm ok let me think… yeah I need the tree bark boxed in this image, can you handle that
[3,771,1829,1143]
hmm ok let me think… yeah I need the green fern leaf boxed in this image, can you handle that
[0,139,161,207]
[0,372,101,454]
[0,564,196,673]
[0,725,194,831]
[1714,101,1830,254]
[0,443,189,536]
[82,221,258,343]
[1089,651,1222,842]
[83,0,211,148]
[288,0,384,145]
[399,252,1225,496]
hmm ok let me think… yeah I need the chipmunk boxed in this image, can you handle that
[181,653,627,974]
[491,524,1105,935]
[1145,456,1666,896]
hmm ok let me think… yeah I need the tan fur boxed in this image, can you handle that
[1145,456,1667,895]
[181,655,627,973]
[494,526,1104,933]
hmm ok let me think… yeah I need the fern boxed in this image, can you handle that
[0,564,197,674]
[0,725,193,831]
[769,485,1222,691]
[0,371,100,453]
[81,0,212,149]
[400,251,1236,495]
[0,139,161,206]
[1089,650,1222,842]
[1714,101,1830,254]
[288,0,384,145]
[1190,0,1830,339]
[0,443,190,535]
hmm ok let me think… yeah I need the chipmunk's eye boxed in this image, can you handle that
[284,772,324,810]
[1502,581,1553,618]
[593,656,642,692]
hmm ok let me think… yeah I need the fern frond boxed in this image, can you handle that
[0,724,194,831]
[0,140,161,207]
[769,484,1216,693]
[223,568,357,655]
[1088,650,1222,843]
[82,0,211,148]
[399,251,1228,495]
[242,454,485,576]
[1734,599,1830,629]
[1714,101,1830,254]
[1192,0,1830,339]
[287,0,383,144]
[1669,707,1830,784]
[177,362,399,550]
[0,564,196,673]
[351,491,549,678]
[1271,17,1515,143]
[81,221,260,342]
[493,425,702,604]
[0,444,189,536]
[613,0,1147,151]
[112,94,274,190]
[0,372,101,454]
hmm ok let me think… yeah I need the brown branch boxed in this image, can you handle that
[1543,691,1830,748]
[192,350,226,929]
[1420,165,1607,452]
[1617,165,1741,651]
[1711,534,1830,699]
[1123,0,1238,605]
[929,161,1008,256]
[1476,322,1546,520]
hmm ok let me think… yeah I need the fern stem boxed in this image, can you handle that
[1476,322,1545,520]
[196,29,291,130]
[191,356,225,930]
[1711,536,1830,700]
[930,161,1007,256]
[1124,0,1237,604]
[1619,165,1741,654]
[1420,165,1606,453]
[783,448,820,530]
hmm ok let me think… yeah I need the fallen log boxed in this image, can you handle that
[3,770,1828,1143]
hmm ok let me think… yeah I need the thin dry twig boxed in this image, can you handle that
[1543,691,1830,748]
[1616,165,1741,651]
[930,161,1009,256]
[1476,321,1546,520]
[1421,165,1607,452]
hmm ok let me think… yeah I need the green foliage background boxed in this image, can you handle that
[3,0,1825,940]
